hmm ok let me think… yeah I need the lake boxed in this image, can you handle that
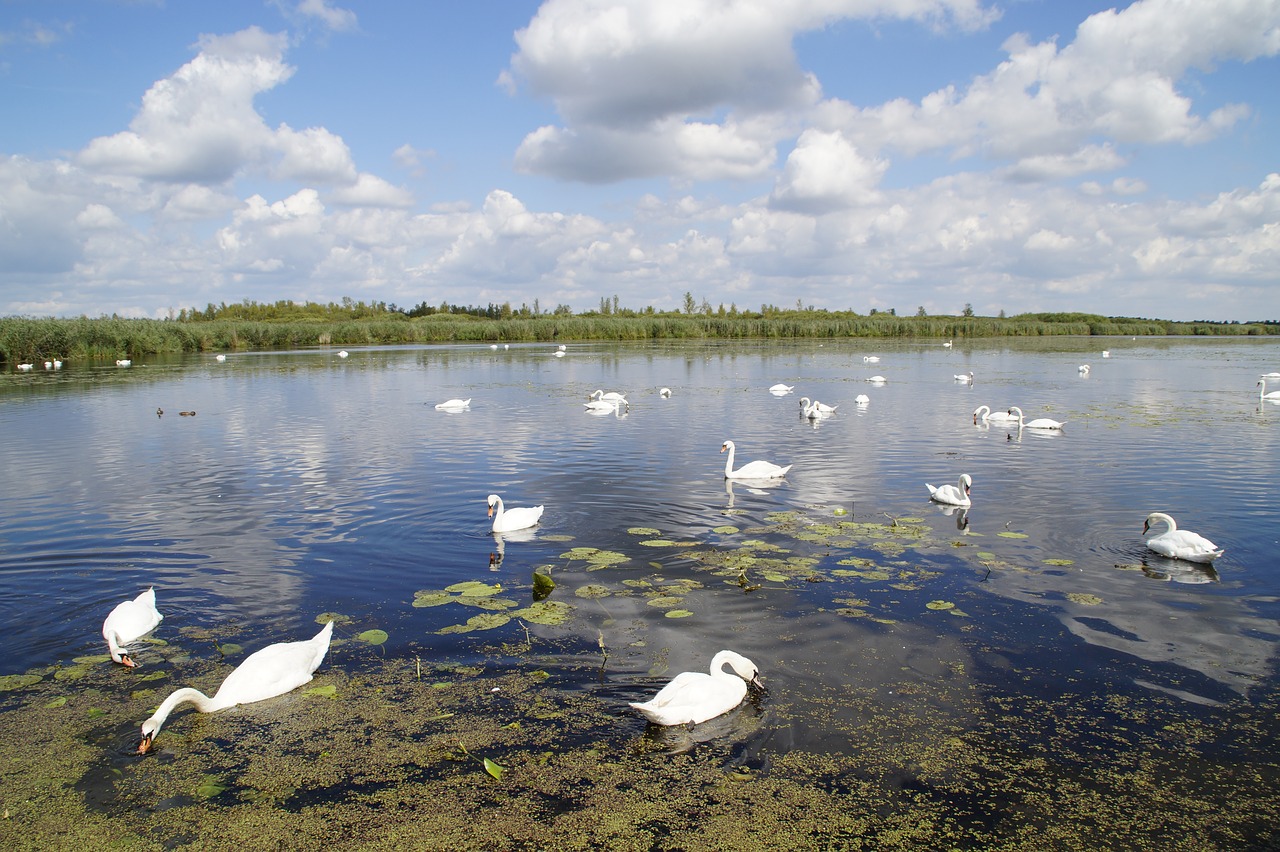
[2,336,1278,849]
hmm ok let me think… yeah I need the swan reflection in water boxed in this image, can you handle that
[1138,559,1219,585]
[724,476,785,509]
[490,526,539,569]
[931,504,970,531]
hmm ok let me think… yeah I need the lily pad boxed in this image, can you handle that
[357,629,388,645]
[446,581,502,597]
[926,600,956,611]
[303,684,337,699]
[0,674,42,691]
[638,539,681,547]
[218,644,244,657]
[1066,593,1103,606]
[997,531,1029,539]
[646,596,683,608]
[438,613,511,634]
[664,609,694,618]
[627,527,660,536]
[574,584,612,599]
[711,526,740,535]
[412,592,454,608]
[196,777,227,799]
[44,696,68,708]
[510,600,574,625]
[1043,559,1075,566]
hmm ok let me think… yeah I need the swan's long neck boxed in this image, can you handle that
[1149,513,1176,533]
[106,632,127,663]
[723,444,735,477]
[145,687,220,736]
[1008,406,1023,426]
[491,498,504,522]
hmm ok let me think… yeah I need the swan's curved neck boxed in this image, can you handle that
[146,687,220,735]
[1148,513,1176,533]
[723,445,735,477]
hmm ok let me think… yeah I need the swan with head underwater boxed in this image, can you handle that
[103,586,163,667]
[1142,512,1224,564]
[137,619,333,754]
[487,493,544,532]
[972,405,1019,425]
[1006,406,1065,431]
[926,474,972,507]
[720,440,791,479]
[629,650,762,726]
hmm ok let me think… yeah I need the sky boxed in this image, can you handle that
[1,0,1278,323]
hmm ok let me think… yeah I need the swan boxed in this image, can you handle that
[1078,364,1090,374]
[768,383,793,394]
[103,587,163,667]
[972,405,1019,425]
[488,493,544,532]
[954,371,974,383]
[1262,372,1280,379]
[926,474,972,507]
[435,398,471,411]
[43,361,52,369]
[53,359,62,369]
[137,620,333,754]
[1143,512,1224,564]
[115,359,131,367]
[721,440,791,479]
[1007,406,1065,431]
[863,356,880,363]
[554,350,565,357]
[943,339,953,348]
[558,344,567,351]
[584,399,624,412]
[490,344,498,350]
[855,394,870,404]
[659,387,672,398]
[629,650,762,726]
[17,363,33,371]
[1258,379,1280,401]
[337,351,349,358]
[1102,350,1111,358]
[867,375,887,384]
[798,397,837,416]
[589,389,628,403]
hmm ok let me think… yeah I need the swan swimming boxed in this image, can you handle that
[659,387,672,398]
[103,587,163,667]
[584,399,624,412]
[798,397,837,417]
[855,394,870,405]
[863,356,880,363]
[589,389,628,403]
[972,405,1019,424]
[926,474,972,507]
[1142,512,1224,564]
[215,354,227,362]
[337,351,349,358]
[487,493,544,532]
[721,440,791,479]
[768,384,794,394]
[435,398,471,411]
[1078,364,1090,374]
[1007,406,1065,431]
[867,375,887,384]
[137,620,334,754]
[1258,378,1280,401]
[954,371,974,383]
[629,650,762,726]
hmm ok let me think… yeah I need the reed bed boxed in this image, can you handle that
[0,313,1273,365]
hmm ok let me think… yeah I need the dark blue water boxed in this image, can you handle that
[2,337,1278,729]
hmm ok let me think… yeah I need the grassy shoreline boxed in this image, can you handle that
[2,313,1276,364]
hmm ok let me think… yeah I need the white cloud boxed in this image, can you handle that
[328,174,415,209]
[294,0,358,33]
[770,129,887,212]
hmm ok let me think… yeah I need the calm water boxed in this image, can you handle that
[3,337,1279,749]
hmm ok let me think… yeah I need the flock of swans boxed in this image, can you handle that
[87,350,1267,753]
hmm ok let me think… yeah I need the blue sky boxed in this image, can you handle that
[1,0,1277,322]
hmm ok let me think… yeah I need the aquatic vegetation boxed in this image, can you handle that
[1066,593,1104,606]
[438,613,512,634]
[356,629,388,645]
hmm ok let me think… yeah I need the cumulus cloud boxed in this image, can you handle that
[329,174,415,209]
[294,0,358,33]
[508,0,997,183]
[770,129,888,213]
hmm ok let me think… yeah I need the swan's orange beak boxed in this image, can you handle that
[488,505,495,518]
[137,734,153,755]
[720,446,726,454]
[1142,520,1151,535]
[119,653,137,668]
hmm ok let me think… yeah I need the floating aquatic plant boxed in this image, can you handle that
[1066,593,1103,606]
[509,600,573,625]
[357,629,388,645]
[664,609,693,619]
[627,527,660,536]
[437,613,511,634]
[302,684,337,699]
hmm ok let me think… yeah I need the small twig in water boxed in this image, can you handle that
[882,512,899,527]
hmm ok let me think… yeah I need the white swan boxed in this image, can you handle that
[926,474,972,507]
[659,387,672,398]
[490,344,498,350]
[488,493,544,532]
[584,399,624,412]
[867,375,887,384]
[972,405,1019,425]
[954,371,974,383]
[1078,364,1090,374]
[103,587,163,667]
[863,356,880,363]
[215,354,227,362]
[768,383,794,394]
[1007,406,1065,431]
[629,650,761,726]
[115,359,131,367]
[337,350,349,358]
[1102,350,1110,358]
[1258,379,1280,401]
[721,440,791,479]
[855,394,870,405]
[943,339,953,348]
[138,620,333,753]
[798,397,837,416]
[435,398,471,411]
[17,363,33,371]
[1143,512,1224,564]
[589,389,628,403]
